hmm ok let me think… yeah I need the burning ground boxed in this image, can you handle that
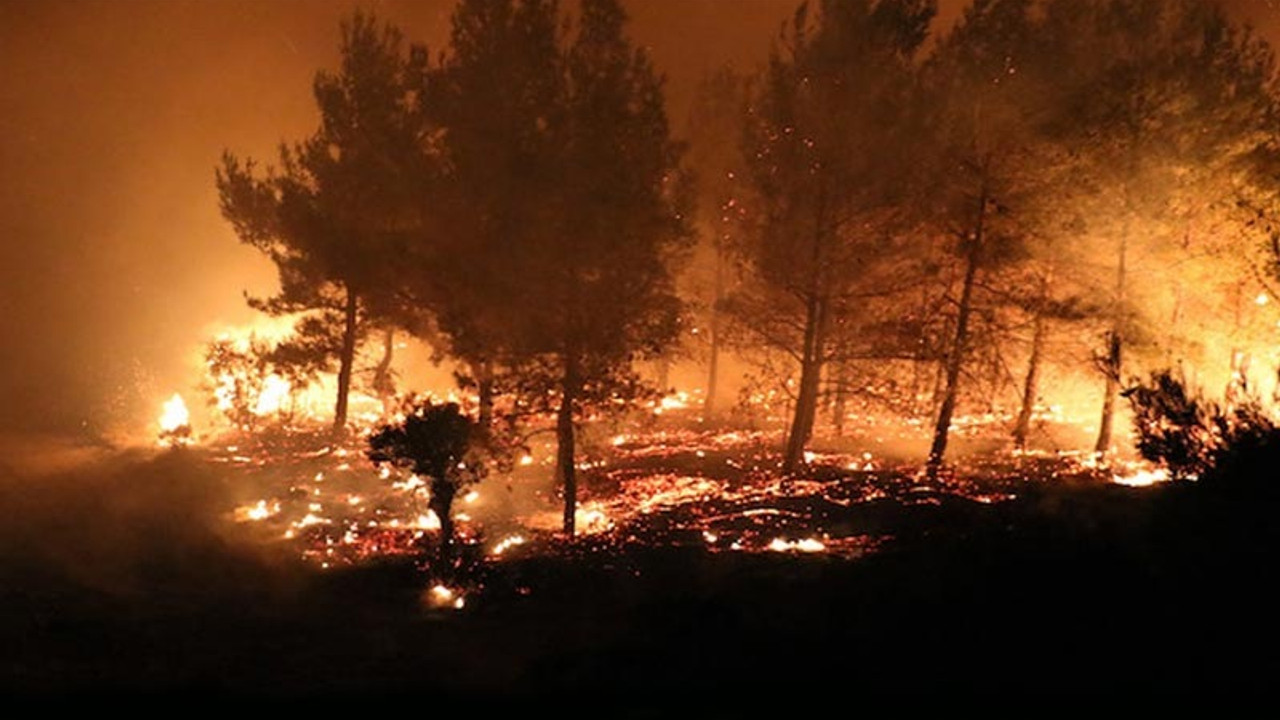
[4,410,1278,702]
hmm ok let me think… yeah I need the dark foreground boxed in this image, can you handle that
[2,448,1278,705]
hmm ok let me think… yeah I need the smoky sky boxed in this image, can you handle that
[0,0,1272,435]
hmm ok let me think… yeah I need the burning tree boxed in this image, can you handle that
[216,12,425,436]
[917,0,1080,476]
[404,0,567,432]
[682,67,750,422]
[367,401,488,567]
[416,0,689,536]
[734,0,935,474]
[1125,369,1280,490]
[1029,0,1280,456]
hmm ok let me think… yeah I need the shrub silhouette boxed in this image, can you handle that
[367,401,487,569]
[1125,369,1280,491]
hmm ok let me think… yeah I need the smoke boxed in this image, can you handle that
[0,441,300,604]
[0,0,967,437]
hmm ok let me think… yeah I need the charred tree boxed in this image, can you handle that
[1012,286,1048,450]
[333,288,360,434]
[556,357,580,536]
[684,67,748,423]
[371,326,396,415]
[735,0,934,474]
[704,263,722,420]
[1094,228,1127,456]
[927,184,988,481]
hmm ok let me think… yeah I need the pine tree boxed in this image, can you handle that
[424,0,689,536]
[217,12,424,435]
[736,0,935,474]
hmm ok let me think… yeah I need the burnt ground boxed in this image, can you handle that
[1,438,1279,706]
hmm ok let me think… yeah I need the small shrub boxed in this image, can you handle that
[1124,369,1280,491]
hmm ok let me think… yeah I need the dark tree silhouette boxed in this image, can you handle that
[367,401,487,567]
[217,12,425,435]
[420,0,689,536]
[736,0,934,474]
[683,67,749,421]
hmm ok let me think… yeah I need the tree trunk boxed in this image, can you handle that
[704,323,720,421]
[429,482,457,570]
[372,326,395,417]
[703,250,724,421]
[929,317,952,421]
[1094,330,1122,456]
[1012,307,1047,450]
[333,287,359,436]
[927,187,987,481]
[655,356,671,395]
[782,188,831,476]
[475,359,494,430]
[783,293,826,474]
[557,356,579,537]
[831,357,848,437]
[1094,234,1127,457]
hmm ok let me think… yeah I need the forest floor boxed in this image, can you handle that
[2,416,1277,704]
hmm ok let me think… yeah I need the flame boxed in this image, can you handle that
[159,393,190,433]
[254,374,292,416]
[1112,467,1172,487]
[416,511,441,530]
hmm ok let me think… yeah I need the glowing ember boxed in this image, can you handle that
[768,537,826,553]
[491,534,526,556]
[576,505,613,534]
[234,499,280,522]
[296,512,329,527]
[1113,467,1172,487]
[393,475,426,492]
[658,392,689,411]
[423,584,466,610]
